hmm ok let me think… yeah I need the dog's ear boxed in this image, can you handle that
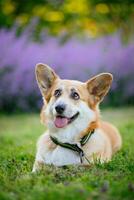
[35,63,59,96]
[86,73,113,104]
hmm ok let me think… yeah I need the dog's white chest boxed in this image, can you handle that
[44,147,80,166]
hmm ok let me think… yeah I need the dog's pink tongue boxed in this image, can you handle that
[54,117,68,128]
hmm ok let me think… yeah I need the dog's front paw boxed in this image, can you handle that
[32,160,44,173]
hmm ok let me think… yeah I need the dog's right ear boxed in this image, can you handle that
[35,63,59,96]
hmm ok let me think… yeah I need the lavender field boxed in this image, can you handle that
[0,27,134,112]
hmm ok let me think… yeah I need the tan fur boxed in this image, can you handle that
[100,121,122,153]
[33,63,122,171]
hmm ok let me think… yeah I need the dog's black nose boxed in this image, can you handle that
[55,104,66,114]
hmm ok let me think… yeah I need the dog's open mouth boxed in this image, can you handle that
[54,112,79,128]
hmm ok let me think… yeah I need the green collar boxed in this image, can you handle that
[50,130,94,164]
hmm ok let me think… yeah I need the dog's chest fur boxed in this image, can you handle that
[44,126,83,166]
[44,147,80,166]
[39,129,106,166]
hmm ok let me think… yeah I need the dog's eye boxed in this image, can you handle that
[54,89,62,97]
[71,92,80,100]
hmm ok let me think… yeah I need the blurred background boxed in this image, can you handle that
[0,0,134,113]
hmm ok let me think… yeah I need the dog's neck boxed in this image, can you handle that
[48,120,99,144]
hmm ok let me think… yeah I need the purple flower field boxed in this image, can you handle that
[0,28,134,112]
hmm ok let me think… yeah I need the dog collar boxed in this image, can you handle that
[50,129,94,164]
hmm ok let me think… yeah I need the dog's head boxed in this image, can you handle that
[35,63,113,135]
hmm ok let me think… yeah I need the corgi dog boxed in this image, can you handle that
[32,63,122,172]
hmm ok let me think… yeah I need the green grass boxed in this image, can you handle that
[0,107,134,200]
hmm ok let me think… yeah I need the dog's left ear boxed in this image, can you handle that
[86,73,113,103]
[35,63,59,96]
